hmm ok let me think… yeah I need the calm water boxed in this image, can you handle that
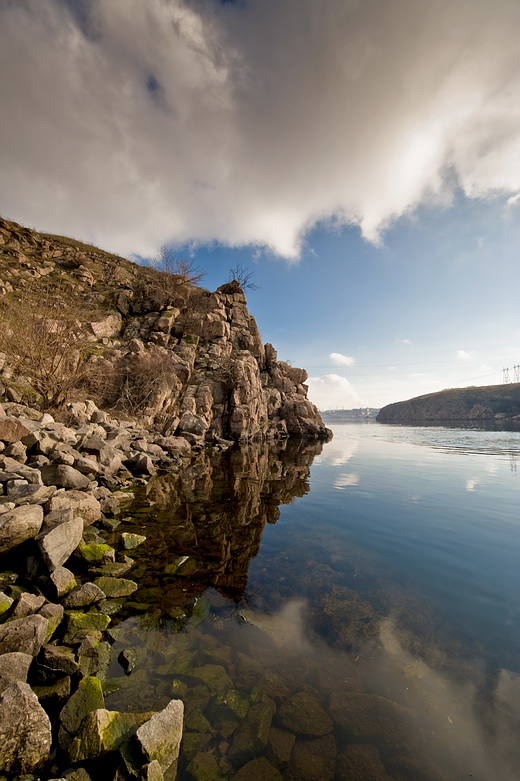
[105,423,520,780]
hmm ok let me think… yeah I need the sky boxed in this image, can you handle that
[1,0,520,409]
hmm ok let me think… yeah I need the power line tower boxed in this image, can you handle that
[514,363,520,383]
[503,366,510,384]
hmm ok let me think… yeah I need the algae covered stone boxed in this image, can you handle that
[185,751,224,780]
[68,707,155,761]
[120,532,146,550]
[63,610,110,643]
[229,702,274,765]
[59,675,105,745]
[277,691,332,737]
[231,757,282,781]
[93,577,138,598]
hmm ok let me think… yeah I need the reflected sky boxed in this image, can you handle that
[105,422,520,780]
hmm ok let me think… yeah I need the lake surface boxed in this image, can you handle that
[105,423,520,780]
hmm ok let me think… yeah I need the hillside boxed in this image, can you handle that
[376,383,520,423]
[0,217,330,442]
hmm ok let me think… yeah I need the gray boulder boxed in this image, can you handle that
[63,581,105,608]
[0,681,52,774]
[46,490,101,525]
[0,613,48,656]
[0,503,44,553]
[39,464,91,490]
[50,565,77,598]
[134,698,184,773]
[0,652,32,694]
[37,515,84,571]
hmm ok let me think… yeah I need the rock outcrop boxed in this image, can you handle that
[0,217,331,442]
[377,383,520,424]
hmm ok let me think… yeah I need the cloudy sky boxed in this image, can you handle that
[1,0,520,409]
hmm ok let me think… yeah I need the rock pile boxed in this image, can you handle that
[0,399,193,779]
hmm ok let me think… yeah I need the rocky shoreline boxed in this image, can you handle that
[0,397,207,780]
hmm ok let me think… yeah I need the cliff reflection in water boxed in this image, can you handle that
[123,438,324,608]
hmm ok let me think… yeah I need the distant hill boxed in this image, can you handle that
[376,383,520,423]
[321,408,379,421]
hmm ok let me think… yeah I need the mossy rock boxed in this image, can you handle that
[77,541,115,564]
[120,532,146,550]
[63,610,110,643]
[59,676,105,747]
[93,577,138,598]
[191,665,233,693]
[184,708,214,734]
[68,708,156,761]
[185,751,224,780]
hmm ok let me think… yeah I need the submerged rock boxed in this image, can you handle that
[93,576,138,598]
[231,757,283,781]
[229,702,274,765]
[277,691,333,737]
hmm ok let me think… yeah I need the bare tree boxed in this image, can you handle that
[227,263,260,291]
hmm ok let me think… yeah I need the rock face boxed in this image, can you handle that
[0,217,331,443]
[377,383,520,424]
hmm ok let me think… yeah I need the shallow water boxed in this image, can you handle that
[105,423,520,780]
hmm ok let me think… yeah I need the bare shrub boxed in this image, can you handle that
[0,278,98,408]
[99,349,181,421]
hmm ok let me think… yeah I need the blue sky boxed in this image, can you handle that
[176,192,520,407]
[1,0,520,408]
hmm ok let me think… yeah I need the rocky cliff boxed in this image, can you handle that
[377,383,520,424]
[0,217,330,442]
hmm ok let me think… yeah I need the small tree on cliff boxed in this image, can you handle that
[227,263,260,291]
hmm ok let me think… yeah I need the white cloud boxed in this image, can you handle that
[334,473,360,490]
[329,352,355,367]
[2,1,520,258]
[399,339,412,345]
[307,373,362,410]
[457,350,475,360]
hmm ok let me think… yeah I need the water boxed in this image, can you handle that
[105,423,520,780]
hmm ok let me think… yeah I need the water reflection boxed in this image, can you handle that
[119,438,324,608]
[104,426,520,780]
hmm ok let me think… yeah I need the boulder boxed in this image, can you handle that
[67,708,154,761]
[0,503,44,553]
[120,532,146,549]
[0,652,32,694]
[59,675,105,747]
[231,757,283,781]
[39,602,64,641]
[287,734,336,781]
[0,416,33,443]
[0,682,52,774]
[229,702,274,765]
[46,490,101,524]
[37,515,84,570]
[0,613,48,656]
[93,577,138,598]
[133,698,184,773]
[34,644,79,684]
[277,691,333,736]
[39,464,91,490]
[63,581,106,608]
[10,591,46,618]
[50,565,77,598]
